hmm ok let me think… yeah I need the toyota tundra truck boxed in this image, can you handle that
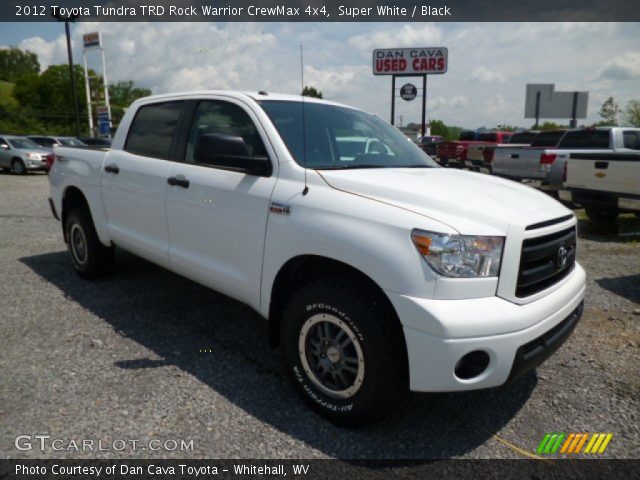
[48,91,586,425]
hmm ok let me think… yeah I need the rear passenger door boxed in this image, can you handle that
[165,97,277,308]
[100,100,186,266]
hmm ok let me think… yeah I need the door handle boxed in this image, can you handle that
[104,164,119,174]
[167,175,190,188]
[594,161,608,170]
[510,154,519,159]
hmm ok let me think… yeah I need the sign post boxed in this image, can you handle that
[372,47,447,134]
[82,31,112,138]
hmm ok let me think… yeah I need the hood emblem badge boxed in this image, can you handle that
[270,202,292,215]
[557,245,569,269]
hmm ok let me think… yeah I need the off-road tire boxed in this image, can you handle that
[280,277,407,426]
[64,207,114,279]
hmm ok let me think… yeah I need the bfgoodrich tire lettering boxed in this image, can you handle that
[64,207,114,279]
[281,277,407,425]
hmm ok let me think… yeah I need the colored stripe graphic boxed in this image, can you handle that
[539,433,613,454]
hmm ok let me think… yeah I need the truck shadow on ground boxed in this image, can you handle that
[596,274,640,305]
[576,214,640,244]
[21,250,537,459]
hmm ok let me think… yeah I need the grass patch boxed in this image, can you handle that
[0,80,18,109]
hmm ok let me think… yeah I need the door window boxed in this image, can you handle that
[185,100,267,166]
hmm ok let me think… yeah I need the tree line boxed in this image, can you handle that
[0,47,151,136]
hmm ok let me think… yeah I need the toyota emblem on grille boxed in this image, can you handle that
[557,245,569,269]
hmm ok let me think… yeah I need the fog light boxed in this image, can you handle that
[455,350,490,380]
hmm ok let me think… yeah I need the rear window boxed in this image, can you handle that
[531,131,565,147]
[509,131,537,144]
[125,101,184,159]
[559,130,610,149]
[459,131,476,141]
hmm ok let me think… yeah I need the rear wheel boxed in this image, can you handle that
[281,277,407,425]
[11,159,26,175]
[585,206,618,225]
[64,207,114,279]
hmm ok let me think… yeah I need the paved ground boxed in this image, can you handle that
[1,172,638,459]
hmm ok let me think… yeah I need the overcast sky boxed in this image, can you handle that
[2,22,639,128]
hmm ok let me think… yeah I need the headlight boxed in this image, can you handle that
[411,230,504,278]
[26,153,40,160]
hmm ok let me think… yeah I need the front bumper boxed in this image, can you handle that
[387,263,586,392]
[25,159,47,171]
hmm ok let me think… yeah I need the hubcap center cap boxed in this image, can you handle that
[326,346,340,363]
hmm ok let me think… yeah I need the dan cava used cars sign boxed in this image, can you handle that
[373,47,448,75]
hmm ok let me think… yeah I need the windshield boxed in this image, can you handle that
[259,100,437,169]
[7,137,40,149]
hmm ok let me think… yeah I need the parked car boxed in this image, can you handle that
[559,136,640,223]
[492,127,639,193]
[79,137,112,147]
[0,135,49,174]
[417,135,443,156]
[465,131,536,172]
[28,136,87,151]
[48,91,585,425]
[438,131,513,168]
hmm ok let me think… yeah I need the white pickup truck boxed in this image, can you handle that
[48,91,586,425]
[559,143,640,223]
[493,128,640,193]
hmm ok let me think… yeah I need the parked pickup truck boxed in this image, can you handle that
[466,131,537,173]
[493,127,640,193]
[559,143,640,223]
[438,131,513,169]
[48,91,586,425]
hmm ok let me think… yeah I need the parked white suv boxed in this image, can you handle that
[48,91,586,424]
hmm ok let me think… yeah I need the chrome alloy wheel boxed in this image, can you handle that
[70,223,88,265]
[298,313,365,399]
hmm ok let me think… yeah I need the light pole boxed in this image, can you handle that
[52,9,81,137]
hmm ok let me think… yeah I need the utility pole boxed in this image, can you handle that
[52,9,81,137]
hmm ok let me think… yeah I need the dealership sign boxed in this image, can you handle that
[373,47,448,75]
[82,32,102,50]
[400,83,417,101]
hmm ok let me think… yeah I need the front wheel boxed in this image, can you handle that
[64,208,115,279]
[11,159,27,175]
[281,277,407,425]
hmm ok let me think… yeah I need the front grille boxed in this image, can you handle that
[516,226,576,297]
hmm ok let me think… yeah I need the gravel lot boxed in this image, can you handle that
[1,172,638,459]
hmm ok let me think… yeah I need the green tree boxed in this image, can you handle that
[108,80,152,125]
[624,99,640,127]
[429,119,449,139]
[533,121,567,131]
[13,64,90,135]
[301,85,323,98]
[597,96,620,126]
[496,124,518,132]
[0,47,39,82]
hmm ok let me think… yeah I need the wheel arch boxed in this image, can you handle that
[267,255,406,358]
[61,186,91,243]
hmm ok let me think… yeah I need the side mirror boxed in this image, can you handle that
[0,144,9,150]
[194,134,272,177]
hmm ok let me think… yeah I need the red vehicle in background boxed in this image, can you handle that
[436,131,513,168]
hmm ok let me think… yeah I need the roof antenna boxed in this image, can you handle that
[300,44,309,196]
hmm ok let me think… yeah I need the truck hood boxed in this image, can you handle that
[318,167,569,235]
